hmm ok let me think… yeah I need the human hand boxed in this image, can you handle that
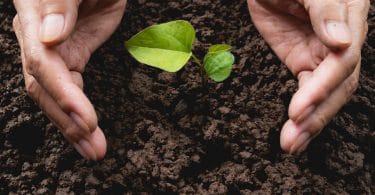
[247,0,369,154]
[13,0,127,160]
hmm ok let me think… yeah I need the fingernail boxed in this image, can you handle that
[73,139,97,161]
[296,105,315,124]
[40,14,64,42]
[326,20,351,44]
[289,131,311,155]
[70,112,90,133]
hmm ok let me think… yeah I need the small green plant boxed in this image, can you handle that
[125,20,235,83]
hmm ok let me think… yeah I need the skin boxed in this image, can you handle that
[248,0,369,154]
[13,0,127,160]
[12,0,369,160]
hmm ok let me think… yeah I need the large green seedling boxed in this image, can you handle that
[125,20,235,82]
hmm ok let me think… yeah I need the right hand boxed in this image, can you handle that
[248,0,369,154]
[13,0,127,160]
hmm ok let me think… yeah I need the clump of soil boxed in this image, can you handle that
[0,1,374,194]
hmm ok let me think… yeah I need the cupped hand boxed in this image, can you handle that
[13,0,127,160]
[248,0,369,154]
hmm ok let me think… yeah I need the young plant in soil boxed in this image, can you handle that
[125,20,235,83]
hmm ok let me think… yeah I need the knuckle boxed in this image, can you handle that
[64,125,82,142]
[344,75,359,98]
[314,84,330,103]
[39,0,76,15]
[39,0,62,11]
[24,48,42,76]
[77,81,84,90]
[56,99,68,112]
[64,130,76,141]
[71,71,84,89]
[343,51,360,76]
[314,114,328,133]
[63,130,78,142]
[55,92,75,113]
[12,15,19,30]
[344,64,356,78]
[351,50,361,63]
[25,79,40,103]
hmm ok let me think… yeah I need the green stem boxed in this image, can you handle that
[192,53,202,67]
[192,53,207,85]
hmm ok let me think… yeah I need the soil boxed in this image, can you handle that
[0,0,374,194]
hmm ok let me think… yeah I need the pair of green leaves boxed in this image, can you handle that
[125,20,234,82]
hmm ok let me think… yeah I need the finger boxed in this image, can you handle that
[24,73,106,160]
[12,3,98,134]
[38,0,81,45]
[281,62,360,154]
[14,15,86,91]
[297,70,312,88]
[71,71,84,90]
[15,16,105,160]
[14,0,80,45]
[28,50,98,134]
[289,0,369,122]
[298,0,351,49]
[73,127,107,161]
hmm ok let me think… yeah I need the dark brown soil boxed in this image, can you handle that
[1,0,374,194]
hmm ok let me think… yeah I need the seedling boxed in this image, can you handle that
[125,20,235,83]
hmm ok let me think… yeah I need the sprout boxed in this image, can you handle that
[125,20,235,83]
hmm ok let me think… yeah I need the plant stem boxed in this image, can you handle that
[192,53,207,85]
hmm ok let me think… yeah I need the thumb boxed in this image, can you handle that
[301,0,352,49]
[39,0,81,45]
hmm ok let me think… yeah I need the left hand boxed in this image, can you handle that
[247,0,370,154]
[13,0,127,160]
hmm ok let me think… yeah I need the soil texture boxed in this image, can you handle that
[0,0,374,194]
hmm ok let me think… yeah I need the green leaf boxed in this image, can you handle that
[125,20,195,72]
[204,51,235,82]
[204,44,233,65]
[208,44,232,54]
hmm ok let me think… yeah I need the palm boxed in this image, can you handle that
[54,1,125,74]
[249,1,329,80]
